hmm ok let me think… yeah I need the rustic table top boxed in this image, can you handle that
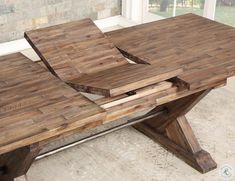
[2,14,233,177]
[2,14,234,154]
[0,53,105,154]
[25,18,184,97]
[24,18,127,82]
[106,14,235,90]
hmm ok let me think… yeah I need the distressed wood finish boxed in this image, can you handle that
[98,80,226,123]
[0,53,106,155]
[70,64,182,96]
[135,118,217,173]
[8,15,234,176]
[0,144,40,181]
[134,90,217,173]
[106,14,235,90]
[25,19,182,97]
[24,18,128,82]
[96,81,174,109]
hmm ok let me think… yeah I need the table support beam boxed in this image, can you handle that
[0,144,40,181]
[134,90,217,173]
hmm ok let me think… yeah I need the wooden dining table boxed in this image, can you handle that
[0,13,235,180]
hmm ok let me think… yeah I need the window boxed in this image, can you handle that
[215,0,235,27]
[122,0,218,24]
[149,0,174,17]
[148,0,205,18]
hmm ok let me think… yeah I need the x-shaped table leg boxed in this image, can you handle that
[134,89,217,173]
[0,144,40,181]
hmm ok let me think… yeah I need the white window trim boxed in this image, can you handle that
[203,0,217,20]
[122,0,217,24]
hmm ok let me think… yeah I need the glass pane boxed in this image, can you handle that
[215,0,235,27]
[149,0,174,18]
[175,0,204,16]
[149,0,205,18]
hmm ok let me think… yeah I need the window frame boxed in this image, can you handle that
[122,0,217,24]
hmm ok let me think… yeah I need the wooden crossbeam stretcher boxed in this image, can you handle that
[0,14,234,180]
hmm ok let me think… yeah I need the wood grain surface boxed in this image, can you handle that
[25,18,184,97]
[24,18,128,82]
[0,53,106,155]
[69,64,182,96]
[106,14,235,90]
[2,15,233,176]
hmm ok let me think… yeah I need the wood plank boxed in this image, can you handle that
[25,19,183,97]
[97,81,173,108]
[166,116,201,153]
[106,13,235,90]
[0,54,223,155]
[69,64,182,96]
[24,18,128,83]
[103,80,225,123]
[0,53,106,155]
